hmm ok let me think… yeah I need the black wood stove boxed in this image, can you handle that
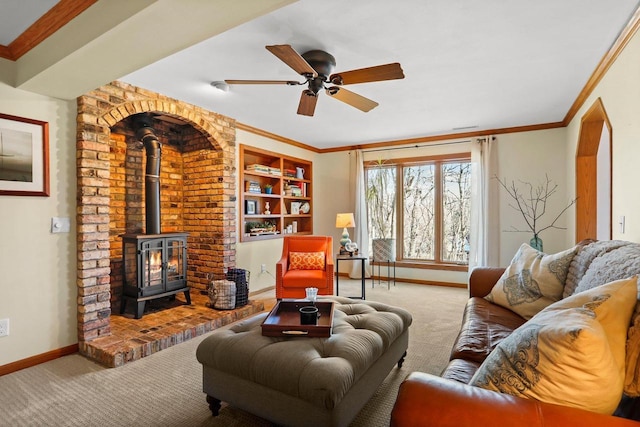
[120,114,191,319]
[120,232,190,319]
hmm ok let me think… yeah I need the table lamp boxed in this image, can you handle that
[336,213,355,254]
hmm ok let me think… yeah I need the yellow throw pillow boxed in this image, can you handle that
[470,276,638,414]
[625,303,640,396]
[289,252,325,270]
[486,244,578,319]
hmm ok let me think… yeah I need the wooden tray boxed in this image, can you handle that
[261,300,334,338]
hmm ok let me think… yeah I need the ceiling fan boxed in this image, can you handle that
[225,44,405,116]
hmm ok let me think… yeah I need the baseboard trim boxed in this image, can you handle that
[250,286,275,296]
[336,272,466,288]
[0,343,79,376]
[391,277,467,289]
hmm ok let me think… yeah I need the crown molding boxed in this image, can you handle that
[0,0,96,61]
[563,5,640,125]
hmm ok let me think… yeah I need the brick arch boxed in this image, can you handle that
[76,82,237,356]
[98,100,230,152]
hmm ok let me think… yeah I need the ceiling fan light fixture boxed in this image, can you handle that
[210,81,230,92]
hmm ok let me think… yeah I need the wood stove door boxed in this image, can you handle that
[139,238,166,297]
[165,236,187,291]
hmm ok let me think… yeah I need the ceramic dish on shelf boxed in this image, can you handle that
[300,202,310,214]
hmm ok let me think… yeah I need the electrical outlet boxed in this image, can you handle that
[260,264,267,273]
[0,319,9,337]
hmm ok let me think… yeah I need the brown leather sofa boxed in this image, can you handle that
[390,265,640,427]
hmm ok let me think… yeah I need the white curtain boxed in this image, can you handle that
[350,149,372,278]
[469,136,500,270]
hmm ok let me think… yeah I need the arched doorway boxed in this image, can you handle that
[575,98,612,242]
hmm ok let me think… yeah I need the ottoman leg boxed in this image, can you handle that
[397,351,407,368]
[206,395,221,416]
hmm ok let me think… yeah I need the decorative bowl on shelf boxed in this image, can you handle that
[300,202,310,214]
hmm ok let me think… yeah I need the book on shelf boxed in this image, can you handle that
[245,180,262,193]
[246,164,281,176]
[246,164,270,173]
[288,182,307,197]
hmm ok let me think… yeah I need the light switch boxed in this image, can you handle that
[51,217,70,233]
[620,216,626,234]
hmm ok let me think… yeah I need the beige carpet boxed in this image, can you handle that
[0,280,468,427]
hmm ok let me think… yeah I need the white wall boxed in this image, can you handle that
[565,26,640,245]
[0,83,76,365]
[597,125,611,239]
[495,128,569,264]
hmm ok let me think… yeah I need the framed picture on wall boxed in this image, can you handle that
[245,200,257,215]
[0,113,49,196]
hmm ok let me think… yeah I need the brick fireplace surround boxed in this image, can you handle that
[76,81,263,367]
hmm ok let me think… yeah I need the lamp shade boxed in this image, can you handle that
[335,213,355,228]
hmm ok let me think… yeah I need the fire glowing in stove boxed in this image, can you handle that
[145,250,180,287]
[147,251,163,286]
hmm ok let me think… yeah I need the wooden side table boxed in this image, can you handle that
[335,255,367,299]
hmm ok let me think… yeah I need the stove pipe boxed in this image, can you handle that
[133,114,161,235]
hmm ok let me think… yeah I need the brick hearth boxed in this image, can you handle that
[81,292,266,367]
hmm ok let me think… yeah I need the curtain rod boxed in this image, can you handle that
[362,139,473,154]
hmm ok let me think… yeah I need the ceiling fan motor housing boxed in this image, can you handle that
[301,50,336,78]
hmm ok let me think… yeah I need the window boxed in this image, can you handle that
[365,154,471,268]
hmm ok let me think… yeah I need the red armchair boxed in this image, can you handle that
[275,235,334,299]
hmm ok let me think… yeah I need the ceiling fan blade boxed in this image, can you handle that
[266,45,317,77]
[225,79,298,85]
[330,63,404,85]
[326,87,379,112]
[297,90,318,116]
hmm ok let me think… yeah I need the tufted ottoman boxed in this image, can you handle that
[196,296,412,427]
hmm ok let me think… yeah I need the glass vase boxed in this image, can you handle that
[529,235,543,251]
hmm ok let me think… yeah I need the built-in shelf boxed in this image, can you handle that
[240,144,313,242]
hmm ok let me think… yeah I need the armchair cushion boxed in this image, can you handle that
[280,269,327,288]
[289,251,325,270]
[470,276,637,415]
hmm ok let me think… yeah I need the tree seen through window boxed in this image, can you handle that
[365,155,471,265]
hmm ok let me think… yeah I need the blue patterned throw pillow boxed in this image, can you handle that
[485,244,578,319]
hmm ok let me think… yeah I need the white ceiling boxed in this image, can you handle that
[0,0,58,45]
[120,0,640,150]
[3,1,640,150]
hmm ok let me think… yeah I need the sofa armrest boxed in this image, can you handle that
[468,267,505,297]
[391,372,638,427]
